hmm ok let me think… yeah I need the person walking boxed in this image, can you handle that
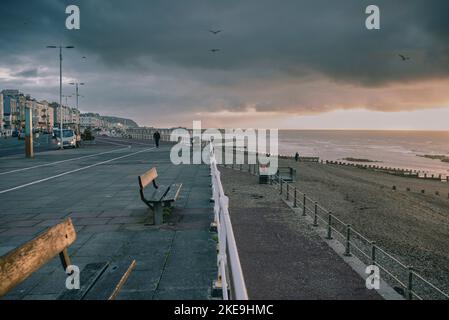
[153,131,161,148]
[76,131,81,148]
[295,152,300,162]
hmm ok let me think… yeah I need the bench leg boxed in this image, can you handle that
[154,202,163,225]
[59,248,72,270]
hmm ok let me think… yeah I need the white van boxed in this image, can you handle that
[53,129,77,149]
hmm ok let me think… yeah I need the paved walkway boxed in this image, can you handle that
[221,167,382,300]
[0,138,216,300]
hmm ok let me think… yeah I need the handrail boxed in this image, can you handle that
[209,142,249,300]
[225,162,449,300]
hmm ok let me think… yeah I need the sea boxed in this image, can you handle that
[278,130,449,175]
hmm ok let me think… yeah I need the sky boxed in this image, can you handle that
[1,0,449,130]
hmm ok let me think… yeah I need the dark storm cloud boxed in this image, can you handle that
[14,68,39,78]
[1,0,449,126]
[64,0,449,85]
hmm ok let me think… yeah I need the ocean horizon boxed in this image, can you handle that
[278,130,449,175]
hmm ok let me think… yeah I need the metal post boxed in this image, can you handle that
[280,179,283,195]
[25,107,33,158]
[59,46,63,147]
[75,83,79,111]
[286,184,289,200]
[326,213,333,240]
[302,194,307,216]
[294,188,298,208]
[371,242,376,265]
[313,202,318,227]
[407,267,414,300]
[344,225,352,256]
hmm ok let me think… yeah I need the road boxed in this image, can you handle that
[0,134,60,158]
[0,137,216,300]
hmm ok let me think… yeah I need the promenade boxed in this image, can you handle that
[0,137,216,300]
[221,167,383,300]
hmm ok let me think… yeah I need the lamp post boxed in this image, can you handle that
[62,94,72,107]
[46,45,74,149]
[69,82,84,134]
[62,95,72,130]
[69,82,84,111]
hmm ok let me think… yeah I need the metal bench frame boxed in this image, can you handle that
[138,167,182,225]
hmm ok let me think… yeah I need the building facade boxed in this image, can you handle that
[0,93,3,132]
[1,90,30,133]
[52,103,80,130]
[80,114,101,128]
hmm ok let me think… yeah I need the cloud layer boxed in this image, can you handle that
[1,0,449,127]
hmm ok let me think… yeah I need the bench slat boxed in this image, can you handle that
[0,218,76,298]
[58,262,109,300]
[145,185,169,203]
[139,168,158,189]
[83,259,136,300]
[163,183,183,202]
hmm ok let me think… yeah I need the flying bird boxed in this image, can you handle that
[399,54,411,61]
[209,30,222,35]
[210,49,221,53]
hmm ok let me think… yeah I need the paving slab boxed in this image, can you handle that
[0,140,216,300]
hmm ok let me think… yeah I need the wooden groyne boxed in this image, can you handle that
[278,153,449,183]
[322,160,449,182]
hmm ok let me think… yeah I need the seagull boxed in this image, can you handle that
[210,49,221,53]
[399,54,411,61]
[209,30,222,35]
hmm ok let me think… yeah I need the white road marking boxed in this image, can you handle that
[0,147,155,194]
[97,137,156,146]
[0,147,131,176]
[94,139,132,147]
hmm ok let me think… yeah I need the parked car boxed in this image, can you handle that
[53,129,77,149]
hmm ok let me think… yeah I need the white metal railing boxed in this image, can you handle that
[209,141,249,300]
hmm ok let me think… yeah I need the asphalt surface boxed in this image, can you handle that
[0,137,216,300]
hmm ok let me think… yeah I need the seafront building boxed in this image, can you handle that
[1,89,80,135]
[1,88,138,136]
[80,114,101,128]
[80,113,138,132]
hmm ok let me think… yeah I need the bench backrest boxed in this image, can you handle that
[139,167,158,189]
[0,218,76,298]
[278,167,294,175]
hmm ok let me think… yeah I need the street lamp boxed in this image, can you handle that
[69,82,85,110]
[69,82,85,134]
[46,45,74,149]
[62,94,72,107]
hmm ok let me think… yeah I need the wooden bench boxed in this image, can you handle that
[138,167,183,225]
[275,167,296,182]
[0,218,136,300]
